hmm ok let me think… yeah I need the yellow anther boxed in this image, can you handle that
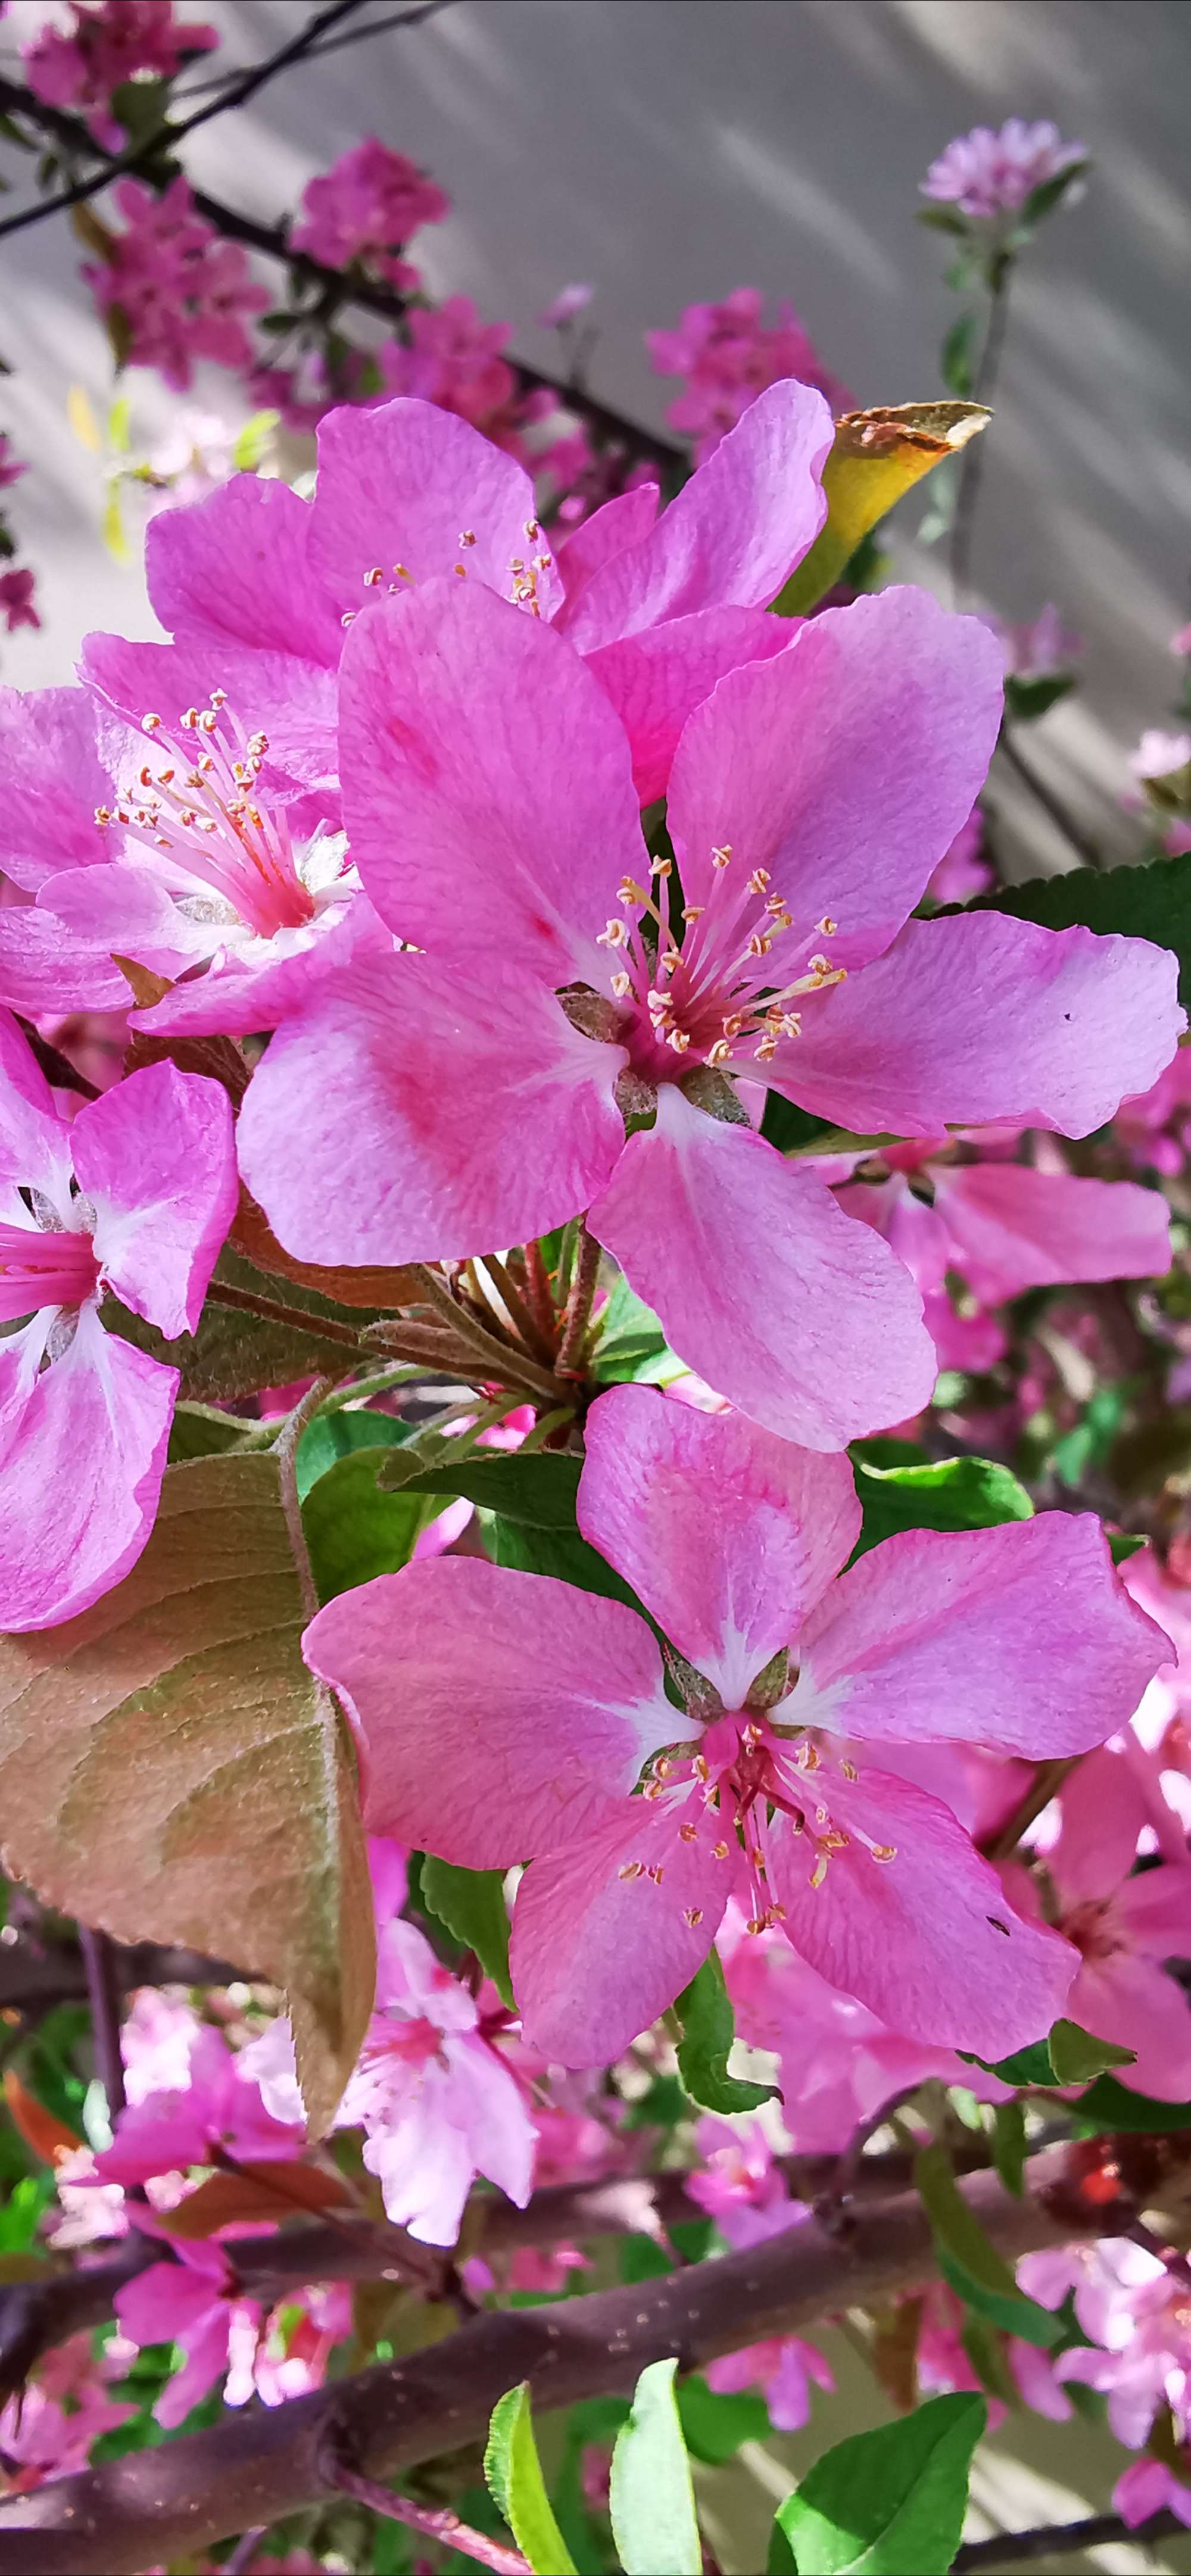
[722,1014,744,1040]
[597,919,628,948]
[681,904,704,923]
[453,563,467,578]
[618,876,649,906]
[746,1915,766,1936]
[610,969,632,998]
[459,529,477,547]
[711,844,732,868]
[683,1907,705,1928]
[871,1844,897,1863]
[654,1756,672,1778]
[678,1822,698,1844]
[816,916,838,937]
[746,867,771,894]
[650,854,673,878]
[747,933,772,959]
[523,519,540,540]
[841,1758,859,1781]
[694,1755,710,1783]
[618,1861,644,1881]
[668,1028,691,1053]
[706,1040,732,1066]
[712,1841,729,1861]
[754,1037,777,1063]
[364,566,384,587]
[809,1853,829,1891]
[807,953,831,975]
[141,712,162,732]
[646,1863,665,1885]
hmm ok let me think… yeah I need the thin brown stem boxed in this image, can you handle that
[323,2452,530,2575]
[954,2509,1184,2569]
[274,1375,344,1618]
[475,1255,559,1368]
[997,728,1105,871]
[555,1221,602,1377]
[78,1930,127,2126]
[981,1754,1083,1861]
[407,1269,566,1402]
[204,1280,369,1354]
[523,1241,557,1339]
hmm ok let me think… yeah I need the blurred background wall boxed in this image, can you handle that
[1,0,1188,870]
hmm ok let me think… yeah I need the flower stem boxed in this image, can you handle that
[204,1280,369,1354]
[556,1222,602,1377]
[950,252,1012,603]
[273,1374,345,1619]
[322,2453,531,2575]
[475,1253,559,1366]
[407,1267,567,1402]
[79,1929,127,2128]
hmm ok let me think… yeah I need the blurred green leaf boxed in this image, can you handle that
[940,314,978,398]
[421,1857,513,2009]
[301,1448,437,1605]
[989,2101,1027,2198]
[485,2382,577,2575]
[1076,2074,1191,2131]
[851,1451,1032,1558]
[1003,672,1075,724]
[675,1949,777,2116]
[677,2373,770,2463]
[609,2359,701,2576]
[914,2144,1063,2346]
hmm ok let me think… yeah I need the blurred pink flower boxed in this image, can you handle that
[647,286,854,461]
[22,1,217,149]
[292,139,450,289]
[926,807,992,904]
[0,567,40,633]
[0,434,27,490]
[921,119,1086,221]
[85,177,269,392]
[377,297,528,451]
[538,283,594,329]
[1115,2458,1191,2530]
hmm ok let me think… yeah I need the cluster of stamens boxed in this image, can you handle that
[596,839,847,1077]
[616,1714,897,1937]
[95,692,316,940]
[345,520,554,626]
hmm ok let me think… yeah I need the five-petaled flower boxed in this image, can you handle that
[304,1386,1169,2067]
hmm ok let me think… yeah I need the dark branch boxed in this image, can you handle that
[954,2508,1184,2568]
[0,1935,247,2022]
[0,2142,1132,2573]
[173,0,459,101]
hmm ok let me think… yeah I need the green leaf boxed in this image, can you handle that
[851,1452,1033,1558]
[484,2382,577,2575]
[1013,159,1090,232]
[675,1949,778,2115]
[609,2359,701,2576]
[231,408,280,470]
[940,314,978,398]
[1075,2074,1191,2131]
[593,1277,675,1383]
[0,1454,373,2136]
[106,1247,373,1404]
[913,2145,1062,2347]
[404,1451,581,1527]
[677,2372,771,2463]
[989,2101,1027,2198]
[491,1513,646,1614]
[957,851,1191,1006]
[917,205,975,237]
[297,1406,408,1501]
[1108,1532,1146,1566]
[1047,2020,1136,2086]
[771,2392,985,2574]
[301,1449,437,1605]
[421,1856,513,2009]
[1003,672,1075,724]
[962,2037,1052,2087]
[761,1096,837,1153]
[167,1401,261,1462]
[771,404,989,617]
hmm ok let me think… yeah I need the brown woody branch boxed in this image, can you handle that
[0,2141,1136,2572]
[0,1936,244,2022]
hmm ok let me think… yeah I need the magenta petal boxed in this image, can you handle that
[303,1557,675,1867]
[0,682,116,893]
[73,1063,237,1337]
[510,1799,732,2064]
[579,1384,860,1704]
[761,1768,1075,2057]
[585,607,790,804]
[667,591,1005,947]
[1070,1953,1191,2101]
[589,1090,936,1447]
[236,950,625,1264]
[1047,1748,1148,1903]
[560,379,834,651]
[0,862,211,1019]
[793,1514,1169,1757]
[338,579,645,981]
[311,396,562,618]
[554,485,660,612]
[0,1312,176,1630]
[934,1163,1172,1301]
[146,474,342,665]
[82,632,339,804]
[780,913,1186,1138]
[0,1006,76,1199]
[132,891,391,1040]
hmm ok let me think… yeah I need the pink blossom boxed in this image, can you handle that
[687,2116,805,2249]
[834,1137,1171,1312]
[0,1012,235,1626]
[114,2238,263,2428]
[305,1385,1167,2067]
[243,1914,534,2245]
[117,378,837,819]
[0,567,40,633]
[1171,625,1191,659]
[1115,1047,1191,1177]
[926,807,992,905]
[995,603,1083,678]
[1131,729,1191,782]
[292,139,450,288]
[238,560,1181,1447]
[84,177,269,392]
[921,120,1087,222]
[647,288,854,461]
[538,283,594,329]
[377,297,523,442]
[706,2333,835,2432]
[22,1,217,149]
[0,2332,135,2484]
[0,434,27,491]
[1115,2458,1191,2529]
[94,2020,307,2188]
[0,679,368,1038]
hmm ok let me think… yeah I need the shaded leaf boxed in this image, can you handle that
[0,1453,373,2134]
[956,850,1191,1006]
[404,1452,581,1528]
[989,2101,1027,2198]
[1076,2074,1191,2131]
[297,1408,408,1502]
[167,1401,261,1463]
[302,1449,437,1605]
[1003,672,1075,724]
[105,1246,368,1404]
[2,2070,83,2166]
[772,404,990,618]
[676,2372,770,2463]
[484,2382,577,2575]
[161,2159,352,2238]
[852,1451,1033,1558]
[771,2391,985,2574]
[1047,2020,1136,2086]
[609,2359,701,2576]
[675,1950,778,2116]
[421,1857,513,2009]
[913,2144,1062,2346]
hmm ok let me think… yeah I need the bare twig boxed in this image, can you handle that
[996,729,1104,872]
[204,1278,371,1354]
[323,2446,531,2575]
[0,1937,245,2022]
[950,258,1012,603]
[555,1221,602,1377]
[173,0,456,99]
[0,2141,1140,2572]
[77,1929,127,2125]
[954,2508,1184,2569]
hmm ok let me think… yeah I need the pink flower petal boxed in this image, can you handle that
[146,474,342,666]
[588,1089,936,1446]
[579,1383,859,1704]
[0,1311,176,1630]
[934,1162,1171,1301]
[73,1062,237,1337]
[666,591,1005,956]
[303,1557,676,1867]
[760,1766,1075,2056]
[236,950,625,1264]
[559,379,833,650]
[585,606,790,804]
[1070,1951,1191,2100]
[0,682,117,892]
[311,395,562,618]
[1047,1748,1148,1903]
[133,891,392,1040]
[339,578,646,984]
[554,485,659,608]
[778,913,1186,1139]
[0,863,213,1019]
[82,632,339,805]
[510,1797,734,2063]
[792,1514,1169,1757]
[0,1005,75,1200]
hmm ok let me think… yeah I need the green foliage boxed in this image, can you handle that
[420,1856,514,2008]
[966,2017,1136,2088]
[959,849,1191,1005]
[107,1248,373,1404]
[1003,672,1075,724]
[674,1948,778,2115]
[301,1449,437,1605]
[940,314,978,397]
[989,2100,1027,2198]
[676,2372,771,2462]
[609,2359,701,2576]
[913,2144,1062,2347]
[768,2392,985,2574]
[297,1406,409,1501]
[850,1445,1033,1557]
[404,1450,581,1526]
[592,1277,676,1384]
[1076,2073,1191,2131]
[484,2382,577,2575]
